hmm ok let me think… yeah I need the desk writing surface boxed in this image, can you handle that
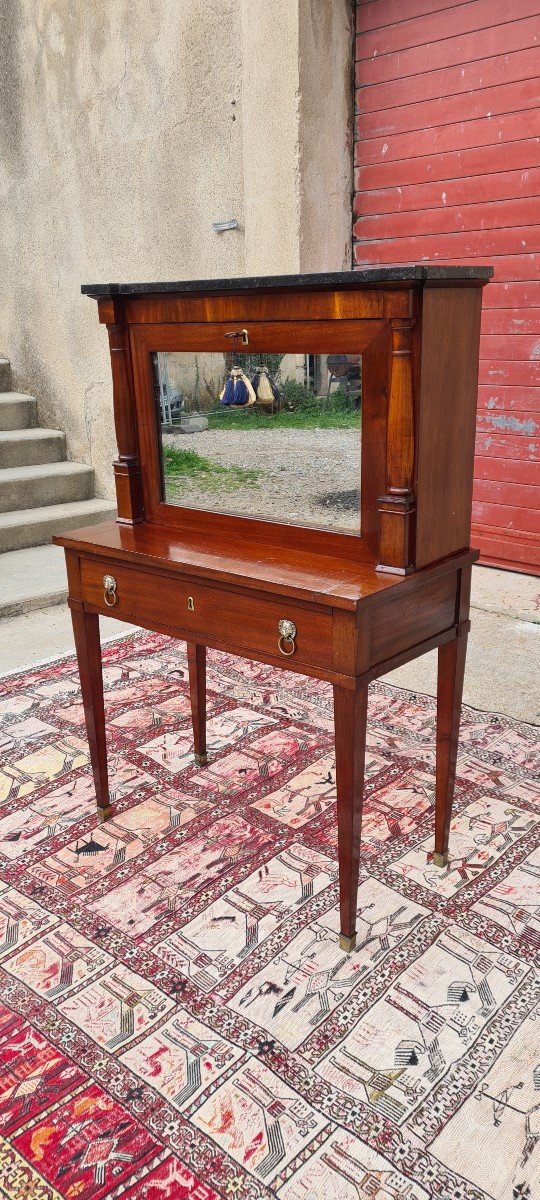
[55,521,400,610]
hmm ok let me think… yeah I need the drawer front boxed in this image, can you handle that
[79,557,334,669]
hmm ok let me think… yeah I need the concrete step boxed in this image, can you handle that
[0,360,10,390]
[0,428,67,468]
[0,498,117,552]
[0,461,95,513]
[0,544,68,617]
[0,393,37,430]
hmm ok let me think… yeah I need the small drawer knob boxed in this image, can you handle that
[103,574,118,607]
[278,618,297,656]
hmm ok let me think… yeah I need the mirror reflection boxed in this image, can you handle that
[152,351,361,531]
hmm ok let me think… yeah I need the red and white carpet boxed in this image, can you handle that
[0,632,538,1199]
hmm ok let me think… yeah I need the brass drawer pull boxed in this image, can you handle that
[103,574,118,607]
[278,618,297,656]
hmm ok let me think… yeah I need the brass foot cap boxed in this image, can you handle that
[433,851,448,867]
[194,753,208,767]
[339,933,357,953]
[97,806,113,822]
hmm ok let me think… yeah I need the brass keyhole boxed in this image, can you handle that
[224,328,249,348]
[187,596,195,611]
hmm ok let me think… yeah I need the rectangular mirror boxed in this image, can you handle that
[152,351,362,532]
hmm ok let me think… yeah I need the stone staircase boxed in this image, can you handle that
[0,357,115,553]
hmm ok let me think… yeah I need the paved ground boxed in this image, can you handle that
[0,545,67,617]
[0,549,538,723]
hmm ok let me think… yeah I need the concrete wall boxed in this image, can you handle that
[0,0,353,498]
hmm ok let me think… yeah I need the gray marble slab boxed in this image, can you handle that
[81,265,493,298]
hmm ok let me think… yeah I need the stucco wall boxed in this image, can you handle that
[0,0,353,498]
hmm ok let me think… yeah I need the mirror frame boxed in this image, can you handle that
[130,319,385,543]
[154,347,362,534]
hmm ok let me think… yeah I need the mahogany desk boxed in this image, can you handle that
[54,267,492,951]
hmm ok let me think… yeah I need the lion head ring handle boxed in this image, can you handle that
[278,618,297,656]
[103,574,118,607]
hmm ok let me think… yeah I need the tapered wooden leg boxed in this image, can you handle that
[334,682,369,951]
[434,626,468,866]
[187,642,207,766]
[70,602,111,821]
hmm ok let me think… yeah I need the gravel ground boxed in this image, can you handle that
[163,426,361,529]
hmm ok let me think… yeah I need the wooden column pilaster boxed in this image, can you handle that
[377,316,416,573]
[103,297,144,524]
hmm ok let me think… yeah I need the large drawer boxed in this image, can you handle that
[79,555,334,670]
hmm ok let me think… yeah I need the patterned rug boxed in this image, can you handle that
[0,631,538,1200]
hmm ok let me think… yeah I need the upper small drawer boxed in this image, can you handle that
[79,556,334,670]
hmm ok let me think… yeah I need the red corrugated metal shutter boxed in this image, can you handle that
[354,0,540,574]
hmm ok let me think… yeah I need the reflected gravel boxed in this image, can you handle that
[163,426,361,530]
